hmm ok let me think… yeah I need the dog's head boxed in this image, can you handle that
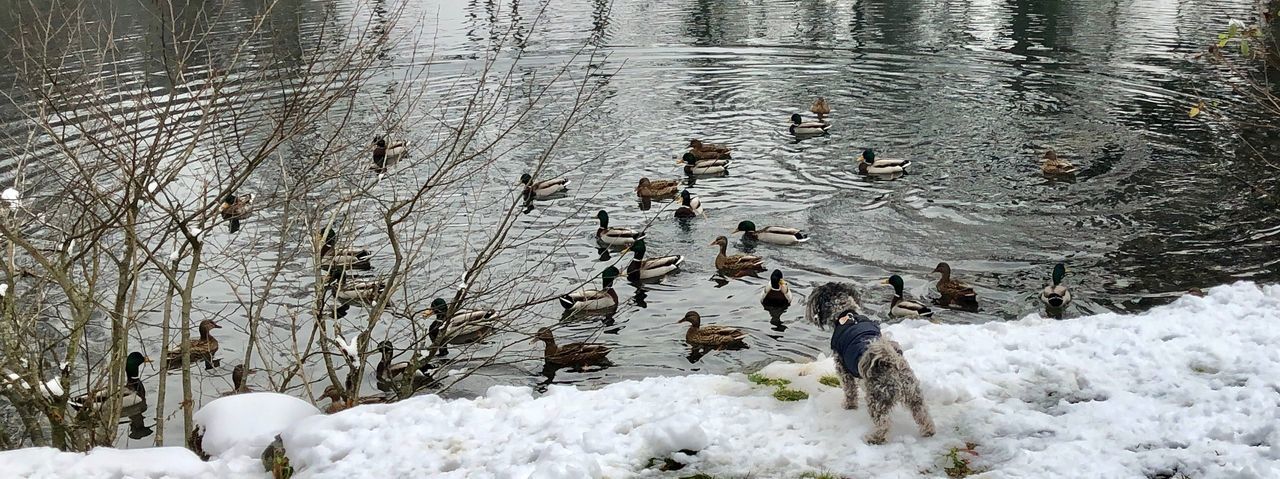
[805,282,863,329]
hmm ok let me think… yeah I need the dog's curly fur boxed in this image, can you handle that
[808,282,936,444]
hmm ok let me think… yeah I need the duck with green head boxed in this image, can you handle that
[595,210,646,247]
[674,189,705,218]
[857,149,912,175]
[519,173,570,200]
[71,351,151,413]
[679,153,731,175]
[559,266,621,312]
[620,238,683,281]
[319,227,372,271]
[372,136,407,171]
[789,113,830,135]
[1040,263,1072,310]
[219,193,253,220]
[732,220,808,245]
[760,269,793,308]
[427,298,497,356]
[882,275,934,319]
[374,341,433,392]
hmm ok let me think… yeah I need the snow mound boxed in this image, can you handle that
[0,446,211,479]
[1,282,1278,478]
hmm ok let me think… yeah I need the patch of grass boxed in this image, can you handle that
[818,375,840,388]
[643,456,686,471]
[942,442,981,478]
[773,387,809,401]
[748,372,791,387]
[798,472,845,479]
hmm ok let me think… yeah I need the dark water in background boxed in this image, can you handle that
[2,0,1278,447]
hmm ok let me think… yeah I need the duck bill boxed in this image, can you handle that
[879,278,890,285]
[730,228,741,234]
[619,246,631,255]
[143,357,153,363]
[528,337,539,345]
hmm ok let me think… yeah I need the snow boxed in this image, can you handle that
[191,392,320,472]
[0,447,212,479]
[1,282,1278,478]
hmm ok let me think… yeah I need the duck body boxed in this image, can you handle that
[332,277,386,304]
[1042,150,1078,176]
[733,221,808,245]
[710,236,766,276]
[520,173,570,199]
[636,178,680,198]
[595,210,645,247]
[372,137,407,170]
[674,189,704,218]
[560,267,620,312]
[321,385,389,414]
[858,149,911,175]
[932,262,979,307]
[1040,263,1072,309]
[532,328,611,368]
[219,194,253,220]
[680,153,730,175]
[760,269,793,308]
[883,275,934,318]
[789,113,830,135]
[678,311,747,349]
[166,320,221,370]
[621,238,683,281]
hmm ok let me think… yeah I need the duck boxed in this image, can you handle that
[70,351,150,412]
[374,341,433,392]
[680,153,731,175]
[331,277,386,305]
[882,275,934,319]
[674,189,705,218]
[221,364,253,396]
[166,320,221,370]
[219,194,253,220]
[530,327,611,368]
[732,220,808,245]
[428,298,497,356]
[760,269,793,308]
[595,210,646,247]
[559,266,621,312]
[857,149,912,175]
[371,136,407,170]
[319,228,372,271]
[932,262,979,307]
[636,178,679,199]
[688,139,731,156]
[519,173,570,200]
[789,113,830,135]
[619,238,683,281]
[677,311,747,350]
[810,97,831,120]
[1040,263,1072,309]
[320,384,389,414]
[710,236,766,276]
[1041,150,1078,176]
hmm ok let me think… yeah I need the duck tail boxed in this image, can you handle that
[794,232,810,243]
[558,294,576,310]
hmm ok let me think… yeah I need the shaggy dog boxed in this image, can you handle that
[805,282,935,444]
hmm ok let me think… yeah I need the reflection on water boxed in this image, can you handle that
[2,0,1278,447]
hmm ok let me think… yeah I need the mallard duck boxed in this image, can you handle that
[595,210,646,247]
[166,320,221,370]
[732,220,808,245]
[519,173,570,200]
[428,298,497,356]
[932,262,979,307]
[221,364,253,396]
[374,341,432,391]
[677,311,747,349]
[810,97,831,119]
[688,139,731,156]
[559,266,620,312]
[219,194,253,220]
[710,236,766,275]
[760,269,792,308]
[530,327,611,368]
[857,149,912,175]
[319,228,372,271]
[789,113,830,135]
[680,153,731,175]
[320,384,389,414]
[331,277,386,305]
[372,136,407,170]
[70,351,150,412]
[674,189,705,218]
[1040,263,1072,309]
[636,178,679,198]
[882,275,934,319]
[1041,150,1078,176]
[619,238,683,281]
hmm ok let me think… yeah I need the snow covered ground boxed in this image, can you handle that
[3,282,1278,478]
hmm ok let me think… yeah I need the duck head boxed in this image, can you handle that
[198,320,221,338]
[681,152,699,164]
[688,139,703,149]
[861,149,876,163]
[676,310,702,327]
[679,189,692,205]
[431,298,449,317]
[790,113,803,125]
[223,194,237,205]
[601,266,620,287]
[519,173,533,186]
[1052,263,1067,286]
[1044,150,1059,162]
[881,274,906,296]
[770,269,785,289]
[529,327,555,345]
[372,136,387,148]
[931,262,952,276]
[620,238,647,259]
[125,351,152,378]
[596,210,610,228]
[637,178,651,188]
[709,236,729,247]
[733,220,757,234]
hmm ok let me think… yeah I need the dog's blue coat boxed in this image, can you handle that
[830,314,880,378]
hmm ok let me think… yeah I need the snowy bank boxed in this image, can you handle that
[3,282,1279,478]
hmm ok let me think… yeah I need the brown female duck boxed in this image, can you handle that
[221,364,253,396]
[636,178,680,198]
[710,236,766,276]
[530,327,611,368]
[810,97,831,119]
[166,320,221,370]
[688,139,731,156]
[932,262,979,307]
[320,385,390,414]
[1041,150,1078,176]
[677,311,747,349]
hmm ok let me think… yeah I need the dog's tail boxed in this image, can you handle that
[804,282,863,329]
[857,336,905,379]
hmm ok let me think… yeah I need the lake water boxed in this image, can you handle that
[1,0,1277,447]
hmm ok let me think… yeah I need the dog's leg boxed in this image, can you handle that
[863,381,892,444]
[903,374,936,438]
[834,357,858,410]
